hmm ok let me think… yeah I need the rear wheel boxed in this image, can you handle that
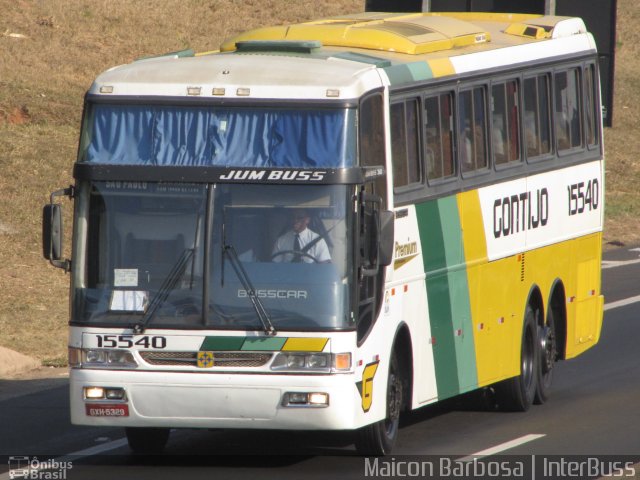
[125,427,170,454]
[496,305,538,412]
[535,306,557,404]
[355,354,402,456]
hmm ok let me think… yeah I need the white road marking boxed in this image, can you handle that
[457,434,546,462]
[57,437,129,460]
[602,259,640,269]
[604,295,640,311]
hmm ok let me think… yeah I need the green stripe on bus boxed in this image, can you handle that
[417,199,459,398]
[440,198,477,394]
[416,197,478,399]
[199,336,291,351]
[406,62,433,81]
[383,62,433,85]
[241,337,287,351]
[200,336,245,351]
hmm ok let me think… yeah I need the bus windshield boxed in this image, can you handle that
[79,104,357,168]
[73,181,355,331]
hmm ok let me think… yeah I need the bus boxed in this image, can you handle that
[43,11,604,456]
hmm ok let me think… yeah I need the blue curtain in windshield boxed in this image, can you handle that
[84,105,355,168]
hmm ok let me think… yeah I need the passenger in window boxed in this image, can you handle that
[524,111,539,156]
[473,123,487,169]
[492,114,507,165]
[461,121,474,172]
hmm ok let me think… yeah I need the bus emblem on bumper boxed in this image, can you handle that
[197,351,214,368]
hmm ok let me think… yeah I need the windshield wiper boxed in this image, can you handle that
[222,243,277,336]
[133,248,194,334]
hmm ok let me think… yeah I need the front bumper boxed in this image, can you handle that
[70,368,359,430]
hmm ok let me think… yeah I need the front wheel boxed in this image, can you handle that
[125,427,170,454]
[355,354,403,456]
[496,305,538,412]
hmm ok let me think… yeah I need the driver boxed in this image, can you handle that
[272,209,331,263]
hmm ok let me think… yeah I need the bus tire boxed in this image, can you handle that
[355,354,402,456]
[534,306,557,404]
[125,427,170,454]
[496,305,538,412]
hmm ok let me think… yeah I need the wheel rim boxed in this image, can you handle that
[384,369,402,438]
[540,325,556,375]
[522,324,535,391]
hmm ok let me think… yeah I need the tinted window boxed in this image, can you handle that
[491,80,521,165]
[555,68,583,152]
[524,74,552,158]
[360,94,385,167]
[391,98,421,189]
[425,92,455,181]
[584,64,599,148]
[459,86,488,173]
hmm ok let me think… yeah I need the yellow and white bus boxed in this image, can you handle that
[44,11,604,455]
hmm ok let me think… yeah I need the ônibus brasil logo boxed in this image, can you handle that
[8,456,72,479]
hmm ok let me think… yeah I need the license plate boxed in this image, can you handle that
[85,403,129,417]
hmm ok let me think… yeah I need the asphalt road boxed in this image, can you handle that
[1,246,639,479]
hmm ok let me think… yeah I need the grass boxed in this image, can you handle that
[0,0,634,362]
[0,0,361,362]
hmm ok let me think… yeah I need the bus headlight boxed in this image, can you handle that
[106,350,136,366]
[271,353,330,371]
[270,352,351,372]
[79,349,138,368]
[307,354,329,369]
[84,387,105,399]
[286,354,306,369]
[282,391,329,407]
[85,349,107,364]
[83,386,127,401]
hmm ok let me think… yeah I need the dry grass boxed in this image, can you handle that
[0,0,634,362]
[0,0,361,362]
[602,0,640,246]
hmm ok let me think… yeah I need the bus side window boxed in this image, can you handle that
[359,92,387,207]
[358,92,389,343]
[584,63,599,148]
[360,94,385,169]
[390,98,421,190]
[555,68,583,152]
[491,80,521,166]
[459,87,488,174]
[425,92,455,181]
[524,74,552,159]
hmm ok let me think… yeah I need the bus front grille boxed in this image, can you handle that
[140,351,273,368]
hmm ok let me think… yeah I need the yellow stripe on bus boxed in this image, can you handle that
[281,338,329,352]
[427,58,456,77]
[458,190,510,387]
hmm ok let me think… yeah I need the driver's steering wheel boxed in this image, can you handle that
[270,250,319,263]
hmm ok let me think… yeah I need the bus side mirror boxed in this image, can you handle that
[43,186,74,271]
[360,192,394,275]
[379,210,394,267]
[43,203,63,262]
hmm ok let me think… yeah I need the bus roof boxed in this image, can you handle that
[89,12,596,100]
